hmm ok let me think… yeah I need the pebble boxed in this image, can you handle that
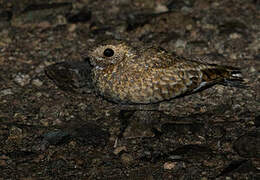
[0,88,13,97]
[212,2,220,7]
[168,155,183,160]
[35,64,47,73]
[68,24,77,32]
[121,153,133,165]
[186,24,193,30]
[55,15,67,26]
[32,79,43,87]
[175,39,187,48]
[229,33,241,39]
[229,53,237,60]
[36,92,42,97]
[181,6,192,14]
[14,73,31,86]
[154,3,169,13]
[163,162,177,170]
[249,66,256,73]
[248,38,260,52]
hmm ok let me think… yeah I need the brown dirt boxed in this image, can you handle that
[0,0,259,179]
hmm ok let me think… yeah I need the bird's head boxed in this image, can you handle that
[88,40,136,70]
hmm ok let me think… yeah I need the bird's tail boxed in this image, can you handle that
[219,65,246,88]
[200,64,247,88]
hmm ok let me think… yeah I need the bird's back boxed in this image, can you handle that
[94,50,244,104]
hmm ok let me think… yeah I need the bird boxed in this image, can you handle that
[45,39,244,105]
[87,40,244,104]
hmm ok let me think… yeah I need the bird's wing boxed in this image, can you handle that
[142,49,244,99]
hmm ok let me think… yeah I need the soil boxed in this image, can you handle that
[0,0,259,179]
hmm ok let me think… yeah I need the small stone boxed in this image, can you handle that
[201,171,207,175]
[36,63,49,73]
[68,24,77,32]
[37,21,51,29]
[186,24,193,30]
[40,119,50,127]
[163,162,177,170]
[229,33,241,39]
[248,38,260,52]
[36,92,42,97]
[249,66,256,73]
[212,2,220,7]
[55,15,67,26]
[14,73,31,86]
[230,53,237,60]
[155,3,169,13]
[121,153,133,165]
[0,88,13,97]
[32,79,43,87]
[181,6,192,14]
[175,39,187,49]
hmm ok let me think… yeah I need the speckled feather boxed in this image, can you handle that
[88,40,243,104]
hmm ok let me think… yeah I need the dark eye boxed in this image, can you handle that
[103,48,114,57]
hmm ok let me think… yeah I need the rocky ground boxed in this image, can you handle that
[0,0,259,179]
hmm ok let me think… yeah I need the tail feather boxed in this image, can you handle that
[219,66,246,88]
[201,65,246,88]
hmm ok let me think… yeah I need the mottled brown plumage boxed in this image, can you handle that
[87,40,243,104]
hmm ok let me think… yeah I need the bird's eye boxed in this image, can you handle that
[103,48,114,57]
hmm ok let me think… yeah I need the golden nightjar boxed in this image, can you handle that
[45,40,244,104]
[86,40,244,104]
